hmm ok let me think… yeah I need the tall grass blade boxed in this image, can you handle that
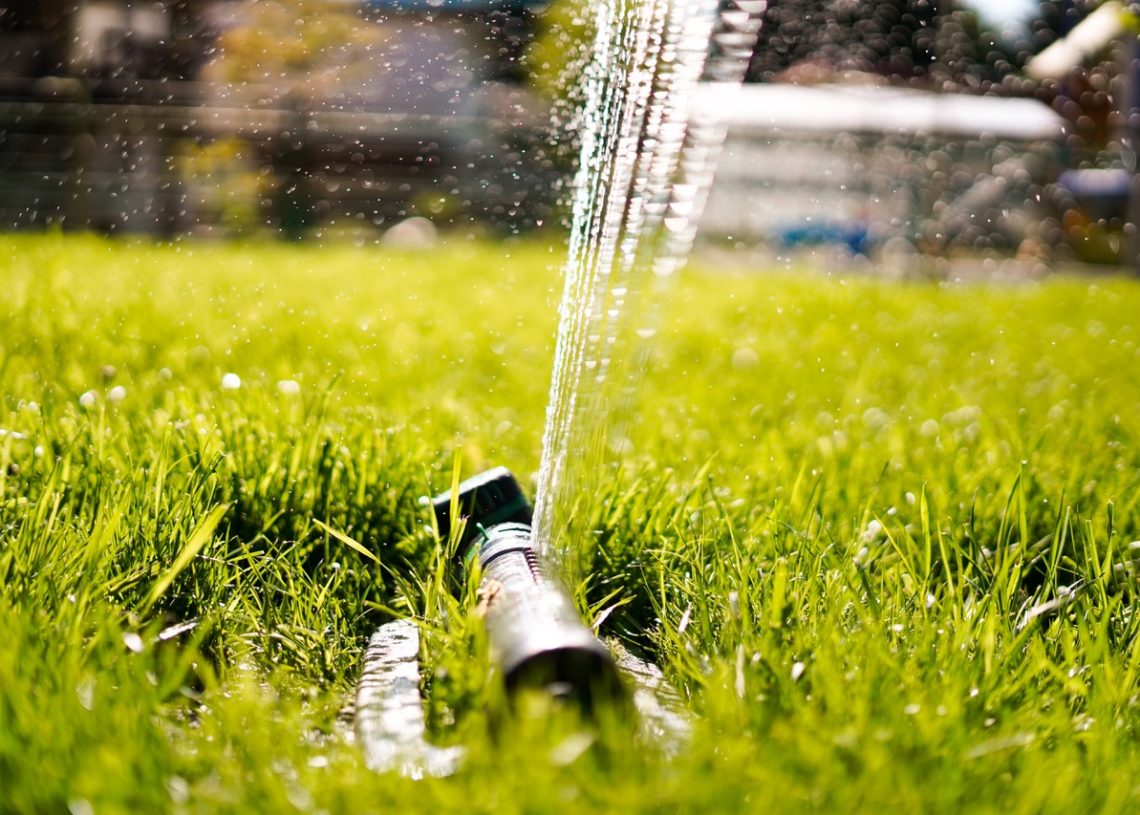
[140,503,229,615]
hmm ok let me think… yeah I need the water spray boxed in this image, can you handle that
[353,0,766,778]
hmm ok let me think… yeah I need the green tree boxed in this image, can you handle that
[204,0,389,99]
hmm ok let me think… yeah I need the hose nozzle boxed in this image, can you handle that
[432,468,625,712]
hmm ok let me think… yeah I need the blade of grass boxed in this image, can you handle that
[313,518,381,565]
[140,502,229,615]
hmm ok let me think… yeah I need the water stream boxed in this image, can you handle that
[533,0,766,564]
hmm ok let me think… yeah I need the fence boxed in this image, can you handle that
[0,78,559,236]
[699,83,1073,262]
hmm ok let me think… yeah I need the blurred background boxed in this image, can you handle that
[0,0,1138,270]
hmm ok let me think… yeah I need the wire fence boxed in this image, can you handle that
[0,79,560,237]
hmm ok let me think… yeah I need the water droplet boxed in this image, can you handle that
[732,347,759,369]
[76,677,95,711]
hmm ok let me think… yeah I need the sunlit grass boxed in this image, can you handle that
[2,233,1140,813]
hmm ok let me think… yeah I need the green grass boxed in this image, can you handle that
[2,233,1140,813]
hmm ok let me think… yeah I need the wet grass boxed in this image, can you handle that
[2,233,1140,813]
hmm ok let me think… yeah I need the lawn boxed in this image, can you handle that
[2,233,1140,813]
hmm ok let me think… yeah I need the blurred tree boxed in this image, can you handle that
[203,0,389,97]
[527,0,592,100]
[747,0,1037,89]
[742,0,1105,92]
[747,0,938,82]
